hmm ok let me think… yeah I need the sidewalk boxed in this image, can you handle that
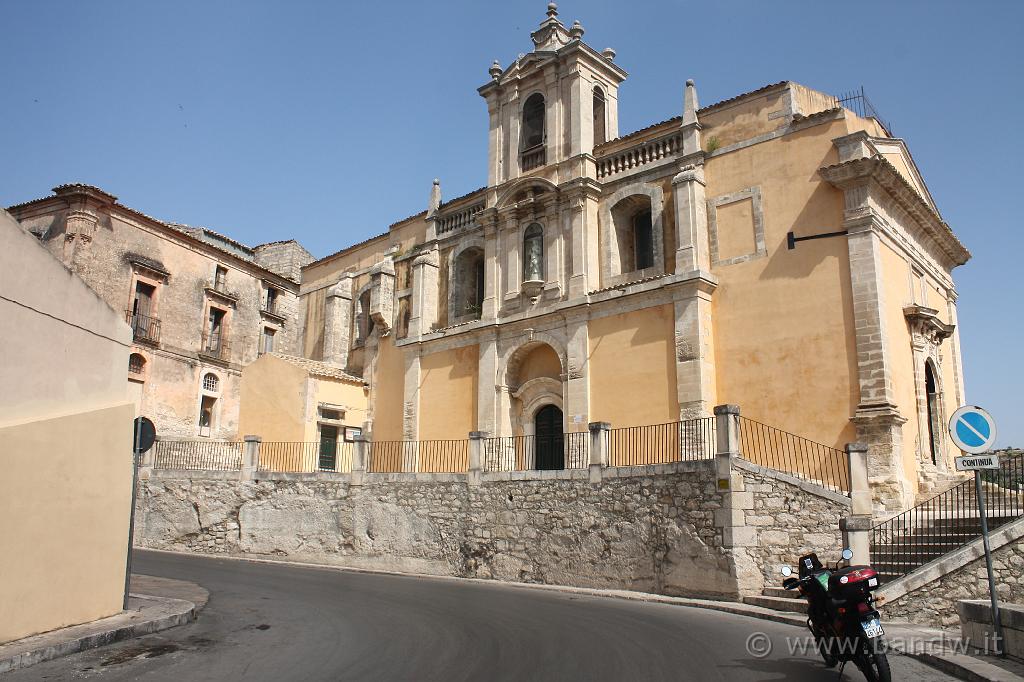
[0,575,206,674]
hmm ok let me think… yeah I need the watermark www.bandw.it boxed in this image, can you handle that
[744,631,1003,658]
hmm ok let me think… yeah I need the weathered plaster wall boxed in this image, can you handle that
[589,304,679,426]
[418,345,479,441]
[369,336,405,441]
[238,355,309,442]
[708,118,860,450]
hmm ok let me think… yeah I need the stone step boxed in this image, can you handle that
[762,586,801,599]
[743,595,809,614]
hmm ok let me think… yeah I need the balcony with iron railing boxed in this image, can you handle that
[125,310,161,345]
[199,332,232,363]
[520,144,546,172]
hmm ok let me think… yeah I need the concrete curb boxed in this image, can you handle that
[139,548,1024,682]
[0,593,196,674]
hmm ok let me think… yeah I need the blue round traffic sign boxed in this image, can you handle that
[948,406,997,454]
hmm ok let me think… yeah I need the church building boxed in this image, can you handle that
[271,3,971,512]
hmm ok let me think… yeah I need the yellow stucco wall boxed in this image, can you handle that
[0,402,134,644]
[371,336,406,441]
[309,377,368,442]
[418,345,478,441]
[589,304,679,427]
[707,119,860,449]
[238,355,309,443]
[518,344,562,383]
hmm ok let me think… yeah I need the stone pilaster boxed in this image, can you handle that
[402,350,421,441]
[477,337,499,435]
[410,247,439,338]
[368,259,396,335]
[566,185,600,298]
[323,275,353,367]
[563,313,590,428]
[672,164,709,274]
[671,275,718,419]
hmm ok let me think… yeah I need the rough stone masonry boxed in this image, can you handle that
[137,460,848,599]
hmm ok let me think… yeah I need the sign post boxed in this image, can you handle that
[124,417,156,610]
[949,405,1003,656]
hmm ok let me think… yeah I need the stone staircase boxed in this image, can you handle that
[743,586,809,615]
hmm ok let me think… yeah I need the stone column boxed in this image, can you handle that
[713,404,760,595]
[841,442,873,563]
[351,435,367,486]
[570,70,593,158]
[139,445,154,480]
[588,421,610,483]
[402,351,421,441]
[410,248,439,338]
[240,435,261,482]
[672,278,718,419]
[323,275,353,367]
[468,431,487,486]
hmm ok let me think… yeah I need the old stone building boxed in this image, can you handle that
[295,4,970,511]
[6,184,312,440]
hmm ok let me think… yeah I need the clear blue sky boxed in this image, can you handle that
[3,1,1020,446]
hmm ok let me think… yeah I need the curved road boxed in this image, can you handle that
[15,551,955,681]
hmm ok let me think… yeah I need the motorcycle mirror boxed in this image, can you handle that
[780,566,792,577]
[841,548,853,561]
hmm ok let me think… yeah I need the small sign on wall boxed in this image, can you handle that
[344,427,362,442]
[572,414,584,425]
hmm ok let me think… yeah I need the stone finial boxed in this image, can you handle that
[489,59,502,80]
[570,20,584,39]
[682,78,702,157]
[547,2,558,19]
[683,79,700,126]
[602,47,616,61]
[427,178,442,218]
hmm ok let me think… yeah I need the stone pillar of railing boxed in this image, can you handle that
[713,405,755,549]
[351,435,367,487]
[139,443,155,480]
[588,422,610,483]
[468,431,488,486]
[240,435,261,482]
[841,442,872,564]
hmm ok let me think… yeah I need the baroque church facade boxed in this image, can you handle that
[288,5,970,511]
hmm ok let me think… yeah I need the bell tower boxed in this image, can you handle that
[478,3,628,187]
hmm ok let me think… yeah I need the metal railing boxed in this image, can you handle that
[126,310,161,345]
[367,439,469,473]
[520,144,546,172]
[482,432,589,472]
[836,86,892,135]
[737,417,850,494]
[871,452,1024,580]
[608,417,716,466]
[258,441,354,473]
[200,332,231,361]
[152,440,242,470]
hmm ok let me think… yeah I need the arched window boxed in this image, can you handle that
[521,93,546,171]
[451,247,485,321]
[128,353,146,376]
[633,210,654,271]
[593,87,607,146]
[925,362,940,465]
[199,372,220,438]
[357,289,374,344]
[523,224,544,282]
[522,93,545,150]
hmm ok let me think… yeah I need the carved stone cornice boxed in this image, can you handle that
[903,305,955,348]
[204,286,239,307]
[819,155,970,266]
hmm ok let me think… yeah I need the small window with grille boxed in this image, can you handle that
[202,372,219,393]
[128,353,146,375]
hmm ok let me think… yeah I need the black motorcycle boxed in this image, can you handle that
[781,549,890,682]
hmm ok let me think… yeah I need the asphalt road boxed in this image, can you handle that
[11,551,957,682]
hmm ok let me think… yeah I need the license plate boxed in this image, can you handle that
[861,618,884,638]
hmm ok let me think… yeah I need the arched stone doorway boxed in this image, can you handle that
[505,341,564,437]
[924,360,942,466]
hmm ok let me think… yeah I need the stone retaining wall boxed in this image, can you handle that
[137,460,852,599]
